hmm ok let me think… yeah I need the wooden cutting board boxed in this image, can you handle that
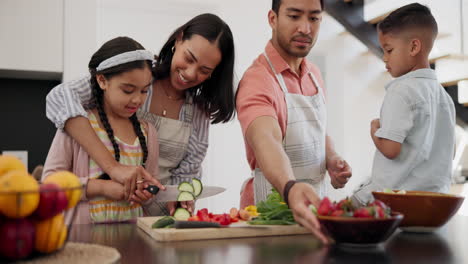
[137,217,311,242]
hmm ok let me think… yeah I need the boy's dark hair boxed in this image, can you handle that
[88,36,151,176]
[378,3,438,39]
[154,13,235,124]
[272,0,324,14]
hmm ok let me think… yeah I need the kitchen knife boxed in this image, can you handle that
[145,185,226,202]
[174,221,269,229]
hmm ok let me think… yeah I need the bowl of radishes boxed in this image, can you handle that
[314,197,403,246]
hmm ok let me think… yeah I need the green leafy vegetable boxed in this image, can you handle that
[248,189,296,225]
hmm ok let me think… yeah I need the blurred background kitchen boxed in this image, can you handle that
[1,0,467,215]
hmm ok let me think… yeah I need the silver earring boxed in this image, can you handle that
[171,46,175,53]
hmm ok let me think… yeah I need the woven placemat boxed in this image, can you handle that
[17,242,120,264]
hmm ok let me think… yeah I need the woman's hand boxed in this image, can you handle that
[167,201,195,215]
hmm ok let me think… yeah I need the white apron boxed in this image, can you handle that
[138,97,194,214]
[252,53,328,204]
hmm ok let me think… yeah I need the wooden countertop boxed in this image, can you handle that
[68,214,468,264]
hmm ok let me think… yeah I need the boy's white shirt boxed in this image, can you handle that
[353,68,456,205]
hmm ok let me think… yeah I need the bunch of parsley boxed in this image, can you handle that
[248,189,296,225]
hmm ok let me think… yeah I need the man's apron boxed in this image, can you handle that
[240,53,328,208]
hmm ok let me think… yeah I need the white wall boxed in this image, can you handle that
[0,0,63,73]
[63,0,97,81]
[310,14,391,201]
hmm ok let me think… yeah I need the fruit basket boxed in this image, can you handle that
[0,169,83,261]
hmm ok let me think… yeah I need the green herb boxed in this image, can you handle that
[248,189,296,225]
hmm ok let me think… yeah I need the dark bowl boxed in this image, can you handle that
[372,191,464,231]
[318,212,403,245]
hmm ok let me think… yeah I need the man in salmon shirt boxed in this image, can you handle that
[236,0,352,243]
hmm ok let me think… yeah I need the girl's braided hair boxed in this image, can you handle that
[88,36,152,179]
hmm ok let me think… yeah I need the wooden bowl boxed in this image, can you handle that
[317,213,403,245]
[372,191,464,231]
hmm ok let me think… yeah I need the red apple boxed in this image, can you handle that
[0,218,35,260]
[34,183,68,220]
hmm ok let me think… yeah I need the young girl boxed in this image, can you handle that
[43,36,164,224]
[45,13,236,215]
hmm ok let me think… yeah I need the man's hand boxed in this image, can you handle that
[108,164,165,201]
[287,183,329,244]
[326,156,352,189]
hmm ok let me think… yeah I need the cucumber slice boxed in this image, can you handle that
[178,182,195,193]
[174,208,191,221]
[177,191,195,201]
[192,178,203,197]
[152,216,175,228]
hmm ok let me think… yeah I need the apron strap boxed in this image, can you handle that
[181,95,194,123]
[264,52,325,102]
[308,72,326,103]
[263,53,289,94]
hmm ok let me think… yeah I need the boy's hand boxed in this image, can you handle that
[326,155,352,189]
[370,118,381,137]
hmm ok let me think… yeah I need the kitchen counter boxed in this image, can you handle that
[69,214,468,264]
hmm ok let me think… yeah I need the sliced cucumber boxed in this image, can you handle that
[192,178,203,197]
[177,191,195,201]
[178,182,195,193]
[152,216,175,229]
[174,208,191,221]
[383,188,393,193]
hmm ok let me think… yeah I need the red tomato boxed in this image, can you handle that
[353,207,373,218]
[318,197,335,216]
[331,210,345,217]
[187,216,200,221]
[196,209,210,222]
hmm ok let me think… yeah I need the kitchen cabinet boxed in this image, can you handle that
[0,0,63,79]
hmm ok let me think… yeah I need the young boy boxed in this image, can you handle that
[353,3,456,205]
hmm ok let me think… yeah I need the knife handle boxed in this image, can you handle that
[145,185,160,195]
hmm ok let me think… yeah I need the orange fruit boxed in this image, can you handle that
[0,155,27,177]
[43,171,82,209]
[35,213,67,253]
[0,170,39,218]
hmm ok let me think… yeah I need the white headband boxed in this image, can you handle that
[96,50,154,71]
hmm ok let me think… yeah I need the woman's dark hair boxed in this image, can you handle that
[272,0,324,14]
[153,13,235,124]
[88,36,151,178]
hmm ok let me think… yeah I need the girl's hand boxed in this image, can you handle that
[129,184,153,205]
[87,179,125,200]
[102,180,126,201]
[108,164,165,201]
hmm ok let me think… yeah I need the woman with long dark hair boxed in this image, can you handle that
[46,13,235,215]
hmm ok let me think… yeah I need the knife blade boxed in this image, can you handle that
[145,185,226,202]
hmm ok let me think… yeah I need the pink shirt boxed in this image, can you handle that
[236,41,326,170]
[42,121,159,225]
